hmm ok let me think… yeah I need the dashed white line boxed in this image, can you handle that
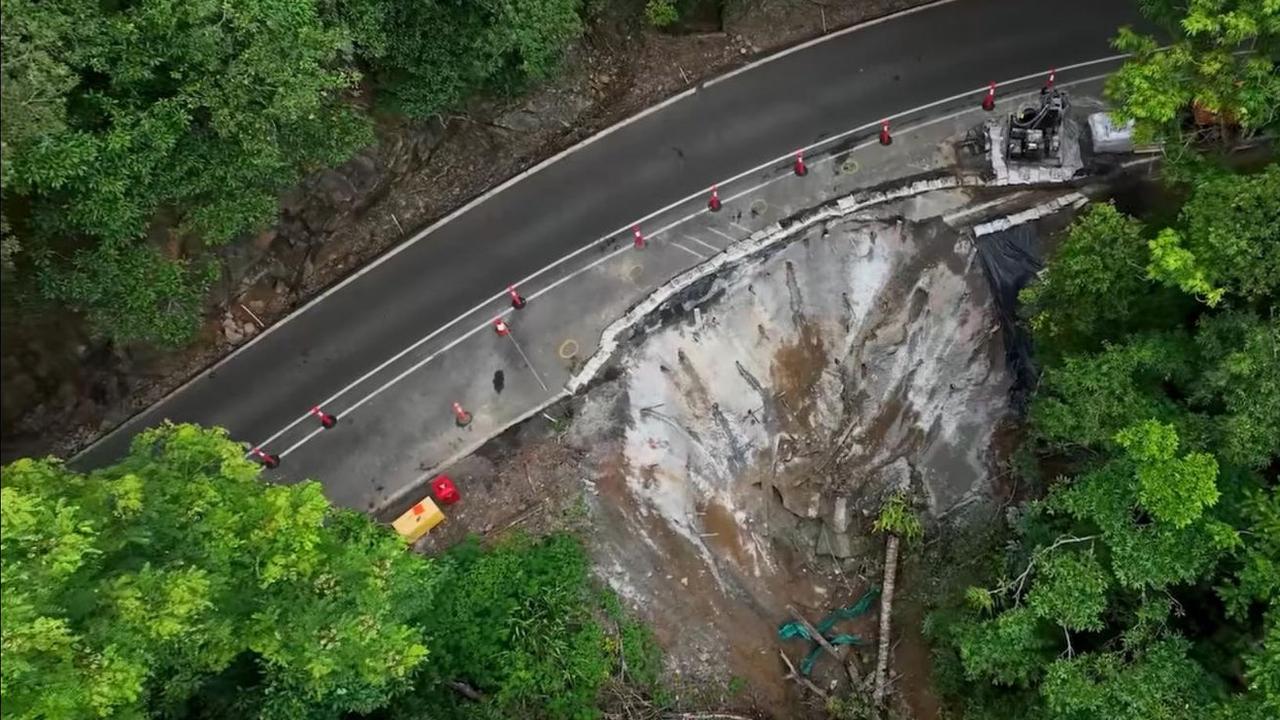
[730,220,753,233]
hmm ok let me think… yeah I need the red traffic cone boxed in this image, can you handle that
[508,284,527,309]
[632,225,645,249]
[982,82,996,111]
[252,447,280,469]
[1044,67,1056,92]
[879,119,892,146]
[494,318,510,336]
[452,402,472,428]
[793,151,808,176]
[708,185,722,212]
[310,406,337,429]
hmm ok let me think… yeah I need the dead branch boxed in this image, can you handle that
[786,604,858,685]
[486,499,546,537]
[999,534,1100,603]
[778,649,828,698]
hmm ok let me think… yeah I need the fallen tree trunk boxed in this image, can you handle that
[873,532,900,706]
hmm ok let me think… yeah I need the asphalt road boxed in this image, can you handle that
[76,0,1148,469]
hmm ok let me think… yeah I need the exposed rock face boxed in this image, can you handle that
[615,216,1009,571]
[561,210,1012,705]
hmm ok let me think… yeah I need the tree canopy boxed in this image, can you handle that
[1107,0,1280,146]
[0,423,656,720]
[937,4,1280,698]
[1,0,584,346]
[930,157,1280,718]
[0,423,434,720]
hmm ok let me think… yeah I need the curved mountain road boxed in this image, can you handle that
[76,0,1147,475]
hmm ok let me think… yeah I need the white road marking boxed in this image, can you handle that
[671,241,708,260]
[707,227,739,243]
[730,220,754,233]
[280,427,324,458]
[684,234,721,253]
[76,52,1129,464]
[256,72,1114,460]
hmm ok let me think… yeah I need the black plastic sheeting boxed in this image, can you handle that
[975,224,1045,412]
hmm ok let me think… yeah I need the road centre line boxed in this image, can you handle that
[73,33,1126,464]
[269,73,1112,460]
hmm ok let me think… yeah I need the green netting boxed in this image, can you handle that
[778,587,880,675]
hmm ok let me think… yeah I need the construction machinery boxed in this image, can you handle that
[1006,88,1069,165]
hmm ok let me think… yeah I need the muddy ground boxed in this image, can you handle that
[390,201,1031,719]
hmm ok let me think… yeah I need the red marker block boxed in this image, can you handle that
[879,119,893,146]
[431,474,461,505]
[1044,67,1056,91]
[708,185,721,212]
[494,318,510,336]
[452,402,472,427]
[982,82,996,111]
[252,447,280,469]
[793,150,808,177]
[508,285,527,309]
[310,406,337,429]
[632,225,645,249]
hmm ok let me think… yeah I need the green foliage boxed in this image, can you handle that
[1149,227,1225,305]
[1217,488,1280,618]
[1146,165,1280,306]
[365,0,583,117]
[4,0,368,246]
[1030,333,1194,451]
[1107,1,1280,145]
[1115,420,1220,528]
[1053,448,1236,590]
[645,0,680,28]
[930,158,1278,716]
[1041,637,1217,720]
[953,607,1055,687]
[1191,311,1280,469]
[874,492,923,541]
[2,0,372,345]
[35,239,218,347]
[1027,550,1110,632]
[964,586,995,614]
[2,0,590,346]
[1019,203,1178,357]
[392,533,625,720]
[0,423,434,720]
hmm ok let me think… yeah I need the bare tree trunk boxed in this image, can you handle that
[873,533,900,706]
